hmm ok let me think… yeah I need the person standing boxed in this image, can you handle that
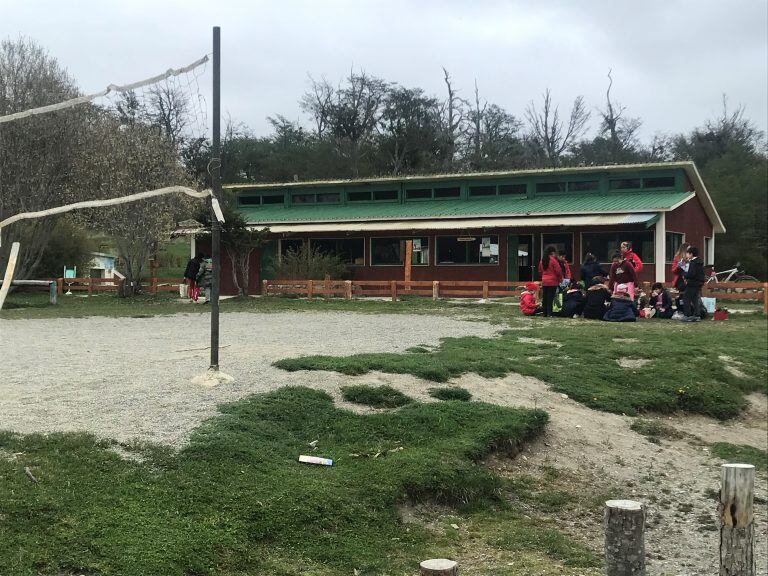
[183,253,203,302]
[670,242,690,312]
[609,251,639,300]
[620,241,642,298]
[557,251,572,288]
[682,246,705,321]
[196,256,213,304]
[537,245,563,317]
[580,253,607,288]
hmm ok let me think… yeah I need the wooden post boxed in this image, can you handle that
[763,283,767,315]
[604,499,645,576]
[49,281,57,305]
[433,281,439,300]
[151,277,158,296]
[390,280,397,302]
[87,277,93,297]
[57,277,63,295]
[344,280,352,300]
[307,279,313,300]
[420,559,458,575]
[719,463,755,576]
[404,239,412,290]
[482,281,489,301]
[262,279,268,295]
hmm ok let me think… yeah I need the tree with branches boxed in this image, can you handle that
[525,89,591,167]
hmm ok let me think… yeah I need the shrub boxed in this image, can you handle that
[428,387,472,402]
[340,384,412,408]
[273,243,348,280]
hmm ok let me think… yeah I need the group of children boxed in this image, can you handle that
[520,241,708,323]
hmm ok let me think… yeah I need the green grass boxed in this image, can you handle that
[0,386,583,576]
[629,419,686,443]
[429,386,473,402]
[340,384,412,408]
[275,314,768,420]
[711,443,768,471]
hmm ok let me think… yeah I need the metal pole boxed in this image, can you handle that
[210,26,221,370]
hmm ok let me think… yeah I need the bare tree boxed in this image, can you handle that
[146,81,190,148]
[599,70,642,161]
[525,89,591,167]
[437,67,467,171]
[300,75,334,138]
[468,80,487,168]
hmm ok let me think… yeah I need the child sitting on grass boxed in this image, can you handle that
[603,283,639,322]
[650,282,674,319]
[519,282,542,316]
[583,276,611,320]
[560,282,586,318]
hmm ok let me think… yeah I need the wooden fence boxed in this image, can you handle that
[642,280,768,314]
[262,279,531,301]
[56,277,181,296]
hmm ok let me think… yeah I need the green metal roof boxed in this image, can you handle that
[239,191,692,224]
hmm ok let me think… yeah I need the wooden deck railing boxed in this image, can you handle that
[262,279,532,301]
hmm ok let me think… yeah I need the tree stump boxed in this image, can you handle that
[420,558,458,575]
[604,499,645,576]
[719,463,755,576]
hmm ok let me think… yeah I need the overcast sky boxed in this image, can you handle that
[3,0,767,142]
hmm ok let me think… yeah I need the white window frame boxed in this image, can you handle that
[665,230,686,264]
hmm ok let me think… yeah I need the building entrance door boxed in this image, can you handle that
[507,234,534,281]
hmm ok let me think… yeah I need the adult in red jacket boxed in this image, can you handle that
[537,246,563,317]
[620,241,643,273]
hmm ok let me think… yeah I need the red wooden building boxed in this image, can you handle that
[189,162,724,295]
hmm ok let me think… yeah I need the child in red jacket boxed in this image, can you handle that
[519,282,542,316]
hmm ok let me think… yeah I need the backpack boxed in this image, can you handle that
[552,289,564,314]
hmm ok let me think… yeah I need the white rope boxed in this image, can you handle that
[0,55,209,125]
[0,186,211,232]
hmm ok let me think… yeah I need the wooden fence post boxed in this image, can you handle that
[390,280,397,302]
[344,280,352,300]
[420,559,458,575]
[719,463,755,576]
[56,278,63,295]
[49,281,57,305]
[763,283,767,315]
[482,281,489,301]
[604,499,645,576]
[307,280,313,300]
[262,279,268,295]
[433,281,439,300]
[87,277,93,297]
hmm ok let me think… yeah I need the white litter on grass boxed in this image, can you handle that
[527,356,544,362]
[613,338,640,344]
[518,337,562,347]
[617,358,651,369]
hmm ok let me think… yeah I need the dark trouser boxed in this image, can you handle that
[542,286,558,317]
[684,286,702,318]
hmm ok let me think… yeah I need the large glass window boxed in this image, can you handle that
[666,232,685,262]
[434,187,461,199]
[581,231,654,264]
[609,178,641,190]
[405,189,431,200]
[536,182,566,193]
[468,185,496,197]
[348,191,372,202]
[643,176,675,189]
[542,233,573,262]
[280,238,305,258]
[371,237,430,266]
[312,238,365,265]
[374,190,398,201]
[436,235,499,265]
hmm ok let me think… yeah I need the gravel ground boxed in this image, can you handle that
[0,311,497,446]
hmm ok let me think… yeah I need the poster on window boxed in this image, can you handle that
[480,237,491,257]
[412,238,422,252]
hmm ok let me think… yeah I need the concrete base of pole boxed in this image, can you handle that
[191,368,234,388]
[420,559,458,575]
